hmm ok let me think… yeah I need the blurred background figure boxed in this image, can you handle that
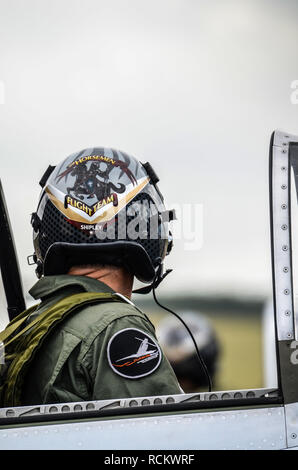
[156,312,221,393]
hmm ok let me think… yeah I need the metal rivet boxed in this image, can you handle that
[287,333,293,338]
[284,289,290,295]
[285,311,291,316]
[283,267,289,273]
[282,224,288,230]
[281,204,287,209]
[291,433,297,439]
[282,245,288,251]
[281,166,287,170]
[281,184,287,189]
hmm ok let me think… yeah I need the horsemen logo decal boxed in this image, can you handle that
[55,154,138,216]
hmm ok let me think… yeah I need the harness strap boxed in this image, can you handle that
[0,305,39,345]
[0,291,124,406]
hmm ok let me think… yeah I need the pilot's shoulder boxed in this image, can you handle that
[62,298,155,339]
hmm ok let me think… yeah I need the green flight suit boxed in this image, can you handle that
[21,275,182,405]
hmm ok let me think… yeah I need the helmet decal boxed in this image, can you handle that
[45,176,149,224]
[45,150,149,225]
[56,154,137,188]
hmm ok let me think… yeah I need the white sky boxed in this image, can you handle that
[0,0,298,324]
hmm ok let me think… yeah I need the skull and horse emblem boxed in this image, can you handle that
[56,154,138,204]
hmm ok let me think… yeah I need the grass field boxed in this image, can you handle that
[208,314,263,391]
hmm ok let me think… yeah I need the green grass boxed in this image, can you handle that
[209,315,263,391]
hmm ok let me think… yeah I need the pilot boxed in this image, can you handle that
[13,148,182,406]
[157,312,221,393]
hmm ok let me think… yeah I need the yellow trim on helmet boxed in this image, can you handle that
[45,177,150,224]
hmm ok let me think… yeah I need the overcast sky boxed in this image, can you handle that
[0,0,298,324]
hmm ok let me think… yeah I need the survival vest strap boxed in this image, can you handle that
[0,291,124,407]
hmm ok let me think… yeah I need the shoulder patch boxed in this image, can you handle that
[107,328,162,379]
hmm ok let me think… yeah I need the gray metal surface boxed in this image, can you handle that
[273,131,298,148]
[0,405,287,450]
[285,403,298,448]
[271,130,296,340]
[289,147,298,341]
[0,387,278,421]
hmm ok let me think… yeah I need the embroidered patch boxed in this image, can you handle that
[107,328,162,379]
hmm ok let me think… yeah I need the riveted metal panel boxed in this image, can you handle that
[0,387,278,422]
[285,403,298,448]
[0,406,287,450]
[271,131,296,340]
[273,131,298,148]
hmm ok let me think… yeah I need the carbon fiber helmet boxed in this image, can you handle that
[29,147,174,285]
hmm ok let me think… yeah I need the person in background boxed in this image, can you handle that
[157,311,221,392]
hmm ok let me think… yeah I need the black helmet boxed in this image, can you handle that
[29,147,174,285]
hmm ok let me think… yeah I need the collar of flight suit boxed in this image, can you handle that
[29,274,115,301]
